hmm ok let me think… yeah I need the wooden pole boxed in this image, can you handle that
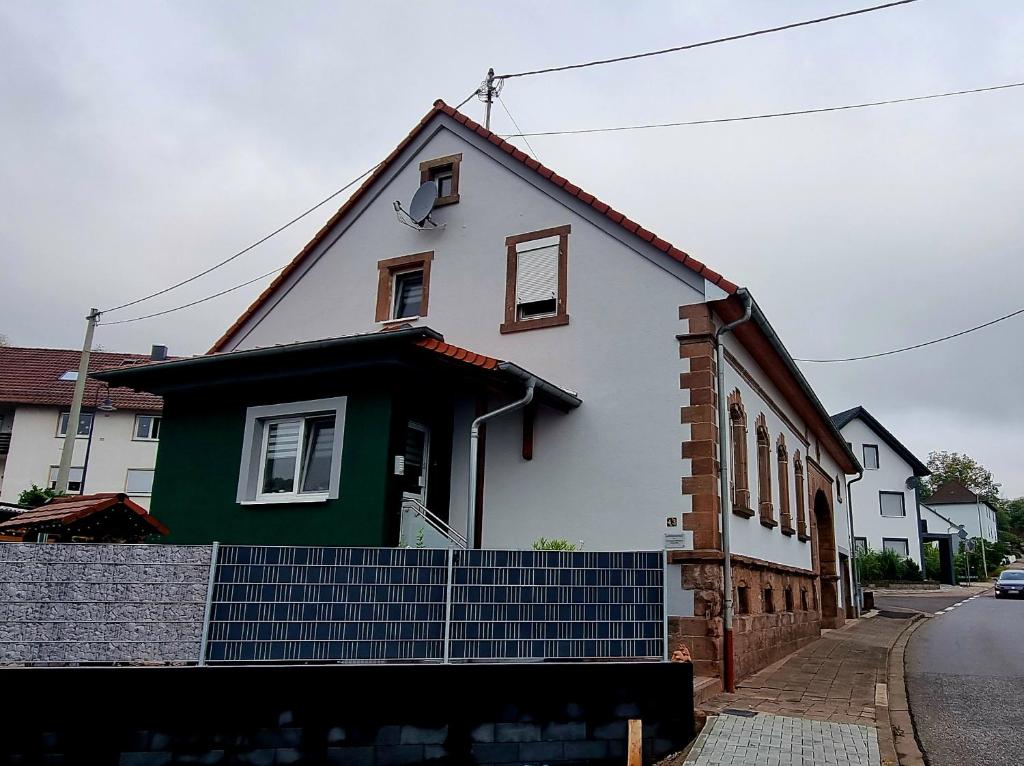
[627,719,642,766]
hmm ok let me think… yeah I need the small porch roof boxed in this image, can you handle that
[92,327,582,410]
[0,493,170,540]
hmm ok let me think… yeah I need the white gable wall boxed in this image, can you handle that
[223,116,707,550]
[839,417,923,566]
[926,502,998,543]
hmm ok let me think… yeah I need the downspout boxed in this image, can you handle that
[846,471,864,616]
[714,289,752,693]
[467,379,536,549]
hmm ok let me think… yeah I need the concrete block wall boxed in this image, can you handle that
[2,662,695,765]
[0,543,212,664]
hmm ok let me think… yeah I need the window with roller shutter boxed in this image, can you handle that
[501,225,570,334]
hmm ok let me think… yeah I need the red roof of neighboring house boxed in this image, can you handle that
[0,493,169,536]
[0,346,164,412]
[926,480,994,507]
[209,99,738,353]
[414,337,500,370]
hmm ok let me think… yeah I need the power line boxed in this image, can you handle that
[502,81,1024,137]
[99,264,288,326]
[794,307,1024,363]
[497,94,540,160]
[100,162,382,314]
[496,0,922,80]
[455,87,481,110]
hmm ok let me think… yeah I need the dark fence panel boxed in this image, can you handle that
[206,547,665,665]
[449,550,665,661]
[206,546,449,663]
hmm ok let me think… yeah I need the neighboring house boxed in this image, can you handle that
[0,492,169,542]
[922,480,999,543]
[831,406,930,567]
[0,346,167,509]
[96,99,860,681]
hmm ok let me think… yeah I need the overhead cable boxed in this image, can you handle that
[794,307,1024,363]
[100,162,381,314]
[502,81,1024,137]
[496,0,922,80]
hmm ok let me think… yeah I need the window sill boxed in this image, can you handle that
[760,518,779,529]
[379,316,422,327]
[241,495,330,507]
[500,314,570,334]
[780,525,796,537]
[798,533,812,543]
[732,506,755,519]
[434,194,459,207]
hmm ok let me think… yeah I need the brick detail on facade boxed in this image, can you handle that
[794,450,809,541]
[679,303,720,551]
[727,388,753,518]
[777,433,795,536]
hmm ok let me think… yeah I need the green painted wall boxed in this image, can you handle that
[150,389,394,546]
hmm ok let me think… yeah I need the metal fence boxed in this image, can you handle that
[204,546,666,665]
[0,544,666,666]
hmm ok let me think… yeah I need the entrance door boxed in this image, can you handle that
[401,421,430,508]
[839,553,854,619]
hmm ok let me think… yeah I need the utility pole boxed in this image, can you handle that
[483,68,495,130]
[976,494,989,579]
[55,308,100,493]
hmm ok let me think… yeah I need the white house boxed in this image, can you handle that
[832,406,930,567]
[922,480,999,543]
[99,99,860,683]
[0,346,165,509]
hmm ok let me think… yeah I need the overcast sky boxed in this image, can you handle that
[1,0,1021,495]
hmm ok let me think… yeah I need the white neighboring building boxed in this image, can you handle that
[0,346,166,509]
[922,480,999,543]
[832,406,930,566]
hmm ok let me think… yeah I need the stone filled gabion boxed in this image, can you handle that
[0,544,212,665]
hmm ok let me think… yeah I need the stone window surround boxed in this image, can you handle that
[419,153,462,207]
[755,413,777,528]
[375,252,434,324]
[777,433,795,536]
[236,397,347,505]
[501,225,571,334]
[794,451,809,542]
[728,389,753,518]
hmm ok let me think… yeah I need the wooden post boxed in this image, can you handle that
[627,719,642,766]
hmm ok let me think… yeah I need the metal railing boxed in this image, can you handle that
[399,498,468,549]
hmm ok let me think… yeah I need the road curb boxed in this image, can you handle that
[884,613,928,766]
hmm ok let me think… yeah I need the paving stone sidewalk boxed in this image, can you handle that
[683,712,879,766]
[685,615,916,764]
[702,615,912,724]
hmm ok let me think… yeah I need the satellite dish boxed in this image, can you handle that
[408,181,439,225]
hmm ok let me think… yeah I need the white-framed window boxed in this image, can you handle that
[125,468,155,495]
[237,397,347,505]
[883,538,910,558]
[392,269,425,320]
[879,491,906,517]
[56,412,93,438]
[48,466,84,492]
[862,444,879,470]
[134,414,162,441]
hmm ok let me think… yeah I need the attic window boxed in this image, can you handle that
[375,252,433,323]
[59,371,78,381]
[501,225,570,334]
[419,153,462,207]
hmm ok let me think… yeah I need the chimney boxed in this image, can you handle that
[150,344,168,361]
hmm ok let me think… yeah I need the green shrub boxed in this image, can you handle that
[531,537,578,551]
[923,544,942,580]
[855,546,922,583]
[17,484,63,508]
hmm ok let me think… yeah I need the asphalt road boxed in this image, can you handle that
[905,590,1024,766]
[874,592,975,613]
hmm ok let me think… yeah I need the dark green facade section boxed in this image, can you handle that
[150,390,393,546]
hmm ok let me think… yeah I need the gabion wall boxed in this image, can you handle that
[0,543,212,664]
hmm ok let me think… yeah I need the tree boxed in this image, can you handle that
[923,451,1000,501]
[17,484,64,508]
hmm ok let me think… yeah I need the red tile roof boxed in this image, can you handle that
[0,346,164,412]
[209,99,738,353]
[414,337,500,370]
[926,480,988,506]
[0,492,169,536]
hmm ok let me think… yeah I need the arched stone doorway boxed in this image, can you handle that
[812,488,842,628]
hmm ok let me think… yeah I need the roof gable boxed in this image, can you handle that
[927,480,994,507]
[831,406,930,477]
[209,99,737,353]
